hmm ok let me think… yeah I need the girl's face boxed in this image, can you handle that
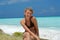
[25,10,32,18]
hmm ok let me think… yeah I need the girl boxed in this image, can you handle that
[20,8,40,40]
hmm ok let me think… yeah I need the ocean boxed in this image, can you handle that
[0,17,60,40]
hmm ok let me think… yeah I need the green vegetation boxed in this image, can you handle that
[0,29,23,40]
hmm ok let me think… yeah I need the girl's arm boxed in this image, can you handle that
[32,17,39,36]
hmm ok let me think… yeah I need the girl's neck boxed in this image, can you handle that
[25,17,30,21]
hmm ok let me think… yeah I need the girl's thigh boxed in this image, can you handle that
[23,32,31,40]
[23,32,37,40]
[30,35,37,40]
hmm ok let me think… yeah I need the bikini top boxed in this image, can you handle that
[25,16,34,28]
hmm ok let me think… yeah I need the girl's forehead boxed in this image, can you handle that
[26,10,31,12]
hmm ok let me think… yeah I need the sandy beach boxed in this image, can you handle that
[0,25,60,40]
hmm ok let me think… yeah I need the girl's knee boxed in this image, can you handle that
[23,32,31,40]
[23,32,30,38]
[24,32,30,36]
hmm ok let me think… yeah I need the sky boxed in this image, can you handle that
[0,0,60,18]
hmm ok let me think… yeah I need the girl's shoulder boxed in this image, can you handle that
[20,18,25,23]
[31,16,36,20]
[31,16,37,22]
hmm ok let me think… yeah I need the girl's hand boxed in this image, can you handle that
[36,36,40,40]
[34,34,40,40]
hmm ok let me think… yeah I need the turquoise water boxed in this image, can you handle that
[0,17,60,30]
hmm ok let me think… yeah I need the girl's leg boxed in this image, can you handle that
[23,32,31,40]
[30,35,36,40]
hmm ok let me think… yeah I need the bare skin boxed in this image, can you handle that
[20,9,40,40]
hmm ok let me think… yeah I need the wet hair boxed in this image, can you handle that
[24,7,33,14]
